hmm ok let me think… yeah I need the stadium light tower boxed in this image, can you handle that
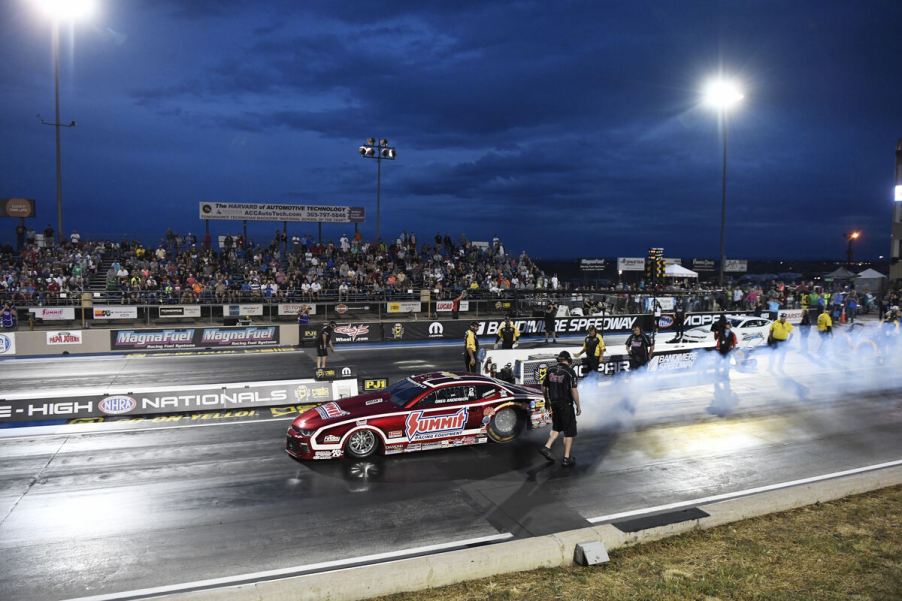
[845,230,861,267]
[34,0,96,244]
[358,137,396,242]
[702,76,744,287]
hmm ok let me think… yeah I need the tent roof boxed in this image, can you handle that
[664,263,698,278]
[856,268,886,279]
[824,267,857,279]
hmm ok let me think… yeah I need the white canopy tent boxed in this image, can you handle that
[856,268,887,293]
[664,264,699,278]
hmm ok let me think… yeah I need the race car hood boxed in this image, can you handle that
[292,391,392,429]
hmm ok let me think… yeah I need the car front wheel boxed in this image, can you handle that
[345,429,379,458]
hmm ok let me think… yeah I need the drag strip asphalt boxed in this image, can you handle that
[1,343,901,600]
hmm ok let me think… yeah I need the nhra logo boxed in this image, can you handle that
[405,407,468,441]
[0,334,12,354]
[428,322,444,337]
[533,362,549,383]
[334,324,369,341]
[98,395,137,415]
[391,323,404,340]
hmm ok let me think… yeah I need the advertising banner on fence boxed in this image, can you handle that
[692,259,716,272]
[332,322,380,343]
[159,306,202,318]
[436,300,469,312]
[724,259,748,273]
[29,307,75,320]
[579,259,607,272]
[46,331,83,345]
[93,306,138,320]
[0,378,357,424]
[277,303,317,316]
[617,257,646,272]
[200,202,365,224]
[111,326,280,351]
[386,301,422,314]
[0,333,15,356]
[223,304,264,317]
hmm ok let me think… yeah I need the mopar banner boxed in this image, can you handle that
[29,307,75,320]
[656,311,757,330]
[159,306,202,318]
[0,379,355,424]
[516,348,705,384]
[111,326,280,350]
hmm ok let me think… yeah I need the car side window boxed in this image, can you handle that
[477,384,499,399]
[432,385,478,405]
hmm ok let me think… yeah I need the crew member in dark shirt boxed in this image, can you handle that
[544,302,557,344]
[316,320,336,369]
[625,325,654,370]
[538,351,581,467]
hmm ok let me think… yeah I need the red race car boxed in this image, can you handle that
[286,372,550,460]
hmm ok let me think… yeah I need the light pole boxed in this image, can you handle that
[358,137,396,242]
[34,0,95,244]
[845,231,861,268]
[703,77,744,287]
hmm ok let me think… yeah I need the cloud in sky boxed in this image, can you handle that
[1,0,900,259]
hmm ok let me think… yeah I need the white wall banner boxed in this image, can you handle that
[93,306,138,320]
[46,331,83,345]
[159,306,202,318]
[277,303,318,316]
[386,301,423,314]
[724,259,748,273]
[617,257,646,272]
[436,300,470,312]
[0,333,15,355]
[29,307,75,320]
[223,304,264,317]
[200,202,365,223]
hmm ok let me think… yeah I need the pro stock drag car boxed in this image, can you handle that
[286,372,550,460]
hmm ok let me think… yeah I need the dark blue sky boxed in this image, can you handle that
[1,0,900,259]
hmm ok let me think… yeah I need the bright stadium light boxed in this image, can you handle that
[702,74,745,287]
[35,0,96,21]
[703,78,744,111]
[895,184,902,202]
[358,136,397,242]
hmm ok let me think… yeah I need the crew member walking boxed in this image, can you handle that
[538,351,581,467]
[668,306,686,343]
[495,316,520,349]
[574,325,605,377]
[316,320,336,369]
[716,320,738,371]
[799,309,812,354]
[464,321,480,372]
[625,325,654,370]
[768,312,793,371]
[544,302,557,343]
[817,307,833,353]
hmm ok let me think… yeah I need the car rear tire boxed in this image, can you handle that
[345,429,379,459]
[487,407,525,443]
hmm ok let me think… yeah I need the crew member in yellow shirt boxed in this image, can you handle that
[464,321,480,372]
[768,313,793,372]
[574,325,605,377]
[495,316,520,349]
[816,307,833,354]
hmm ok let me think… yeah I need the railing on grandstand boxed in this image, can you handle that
[0,288,842,330]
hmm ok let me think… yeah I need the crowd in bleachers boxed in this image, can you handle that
[1,238,103,302]
[63,231,557,303]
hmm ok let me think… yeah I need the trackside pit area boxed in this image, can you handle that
[0,326,899,600]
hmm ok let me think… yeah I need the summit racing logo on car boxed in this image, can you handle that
[405,408,468,441]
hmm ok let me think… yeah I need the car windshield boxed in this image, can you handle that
[387,379,424,407]
[728,318,745,327]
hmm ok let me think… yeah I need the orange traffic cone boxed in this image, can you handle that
[840,307,846,324]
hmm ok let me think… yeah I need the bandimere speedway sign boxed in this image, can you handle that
[0,379,358,424]
[111,326,280,351]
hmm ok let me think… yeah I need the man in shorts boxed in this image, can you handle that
[316,320,336,369]
[538,351,581,467]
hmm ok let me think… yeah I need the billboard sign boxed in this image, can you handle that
[200,202,365,223]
